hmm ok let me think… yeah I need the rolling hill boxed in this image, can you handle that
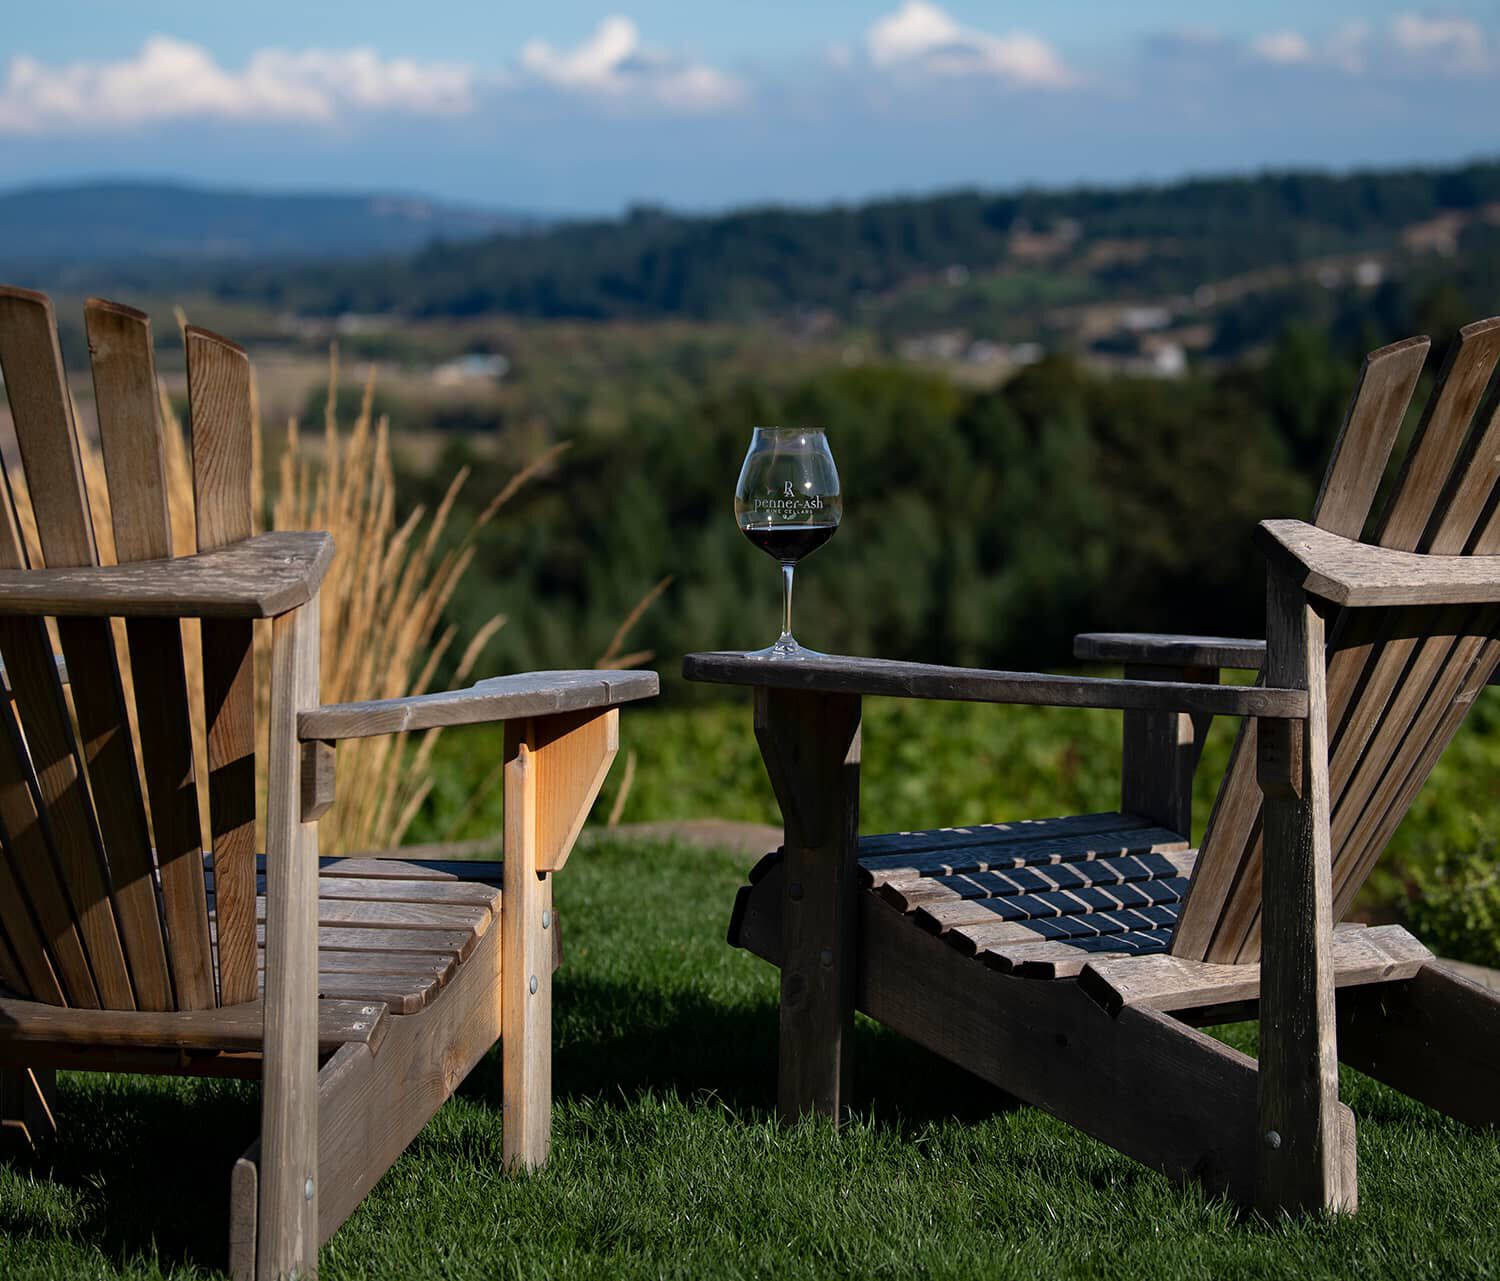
[0,180,541,267]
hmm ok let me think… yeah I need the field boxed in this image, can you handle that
[2,835,1498,1279]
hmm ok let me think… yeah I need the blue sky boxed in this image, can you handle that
[1,3,1496,212]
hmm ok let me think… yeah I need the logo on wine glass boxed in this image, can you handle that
[754,489,825,515]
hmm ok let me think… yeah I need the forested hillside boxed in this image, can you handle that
[209,159,1500,330]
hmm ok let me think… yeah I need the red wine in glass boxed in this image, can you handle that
[733,427,842,659]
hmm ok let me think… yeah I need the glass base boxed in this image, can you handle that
[743,634,826,660]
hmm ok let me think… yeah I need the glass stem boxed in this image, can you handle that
[780,560,796,642]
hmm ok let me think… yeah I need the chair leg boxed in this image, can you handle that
[499,709,618,1169]
[259,602,322,1279]
[1256,572,1349,1215]
[754,687,862,1126]
[0,1067,56,1152]
[502,722,553,1170]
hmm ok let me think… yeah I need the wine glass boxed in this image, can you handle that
[734,426,842,659]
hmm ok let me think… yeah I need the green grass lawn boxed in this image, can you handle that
[2,836,1498,1279]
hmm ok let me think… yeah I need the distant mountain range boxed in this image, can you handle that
[0,180,542,267]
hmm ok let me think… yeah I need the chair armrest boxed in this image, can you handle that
[1257,519,1500,607]
[1074,632,1266,670]
[0,532,332,619]
[298,669,660,741]
[681,652,1305,719]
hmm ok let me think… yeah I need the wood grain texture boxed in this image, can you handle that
[0,836,56,1000]
[1255,519,1500,607]
[1297,322,1500,922]
[502,721,553,1169]
[187,322,260,1007]
[81,298,180,1011]
[300,740,336,824]
[683,652,1306,718]
[1258,328,1500,952]
[242,894,491,936]
[981,929,1177,979]
[0,993,385,1055]
[734,864,1275,1205]
[1255,572,1347,1215]
[85,300,173,562]
[248,873,497,908]
[0,532,332,619]
[530,708,617,872]
[1173,327,1441,962]
[1078,631,1500,688]
[310,906,505,1252]
[0,285,133,1008]
[1370,317,1500,552]
[203,619,258,1004]
[230,1149,258,1281]
[1075,633,1266,670]
[184,327,254,550]
[258,601,321,1280]
[1336,960,1500,1128]
[1321,392,1500,917]
[0,286,99,563]
[755,686,861,1124]
[233,922,479,962]
[129,616,216,1007]
[0,651,68,695]
[1079,924,1428,1016]
[1120,662,1214,836]
[0,693,85,1004]
[300,669,657,741]
[1309,334,1431,539]
[295,854,504,883]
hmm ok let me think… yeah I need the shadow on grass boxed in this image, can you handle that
[469,971,1020,1133]
[0,1075,257,1271]
[0,968,1027,1274]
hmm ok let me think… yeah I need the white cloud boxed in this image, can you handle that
[520,16,746,112]
[1326,21,1370,73]
[0,35,473,133]
[866,1,1075,87]
[1390,13,1489,71]
[1249,30,1313,65]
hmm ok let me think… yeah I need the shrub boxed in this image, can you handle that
[1403,843,1500,968]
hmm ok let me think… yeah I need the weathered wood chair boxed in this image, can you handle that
[0,286,657,1279]
[685,318,1500,1216]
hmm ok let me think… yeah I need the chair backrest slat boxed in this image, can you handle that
[0,711,76,1004]
[0,922,26,996]
[1173,319,1500,963]
[0,287,136,1008]
[86,299,216,1009]
[1170,334,1429,960]
[1328,389,1500,916]
[0,288,283,1010]
[186,327,260,1006]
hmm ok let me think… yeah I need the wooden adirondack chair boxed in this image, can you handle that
[0,286,658,1279]
[685,318,1500,1216]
